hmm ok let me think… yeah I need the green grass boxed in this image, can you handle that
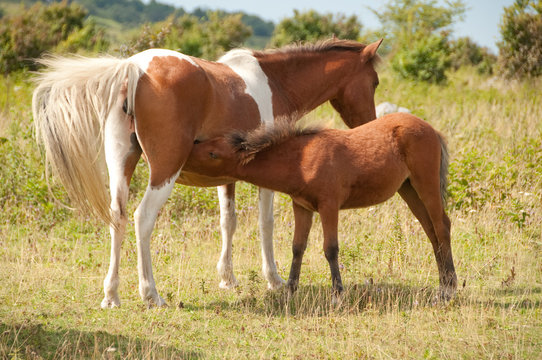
[0,66,541,358]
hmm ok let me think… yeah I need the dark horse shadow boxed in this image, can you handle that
[201,282,447,318]
[0,322,202,359]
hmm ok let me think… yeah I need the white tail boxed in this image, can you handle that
[32,54,142,224]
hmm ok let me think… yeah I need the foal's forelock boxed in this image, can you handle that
[227,120,323,165]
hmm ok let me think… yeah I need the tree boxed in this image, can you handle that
[0,1,108,74]
[123,11,252,60]
[449,37,496,74]
[372,0,466,48]
[270,10,361,47]
[497,0,542,78]
[373,0,466,83]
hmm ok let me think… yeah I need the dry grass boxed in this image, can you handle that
[0,66,540,359]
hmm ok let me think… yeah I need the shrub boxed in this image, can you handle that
[123,11,251,60]
[0,1,108,73]
[270,10,361,47]
[391,34,451,83]
[497,0,542,78]
[449,37,497,74]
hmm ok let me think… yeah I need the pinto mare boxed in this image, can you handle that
[185,113,458,300]
[32,39,382,308]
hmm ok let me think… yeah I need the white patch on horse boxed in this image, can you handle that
[129,49,199,73]
[218,49,274,125]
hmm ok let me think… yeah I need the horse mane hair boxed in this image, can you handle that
[227,118,324,165]
[255,38,367,56]
[254,38,382,65]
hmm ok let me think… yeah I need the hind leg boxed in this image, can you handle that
[399,180,457,299]
[216,183,239,289]
[101,103,141,308]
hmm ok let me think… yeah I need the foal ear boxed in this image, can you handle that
[360,38,383,63]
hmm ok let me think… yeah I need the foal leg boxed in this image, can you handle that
[216,183,239,289]
[259,188,286,289]
[319,205,344,301]
[134,170,180,307]
[286,202,313,295]
[101,103,141,309]
[399,180,457,299]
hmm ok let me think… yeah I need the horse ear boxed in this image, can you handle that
[360,38,383,63]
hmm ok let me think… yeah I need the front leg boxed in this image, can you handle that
[286,201,313,295]
[319,205,344,300]
[258,188,286,289]
[133,170,180,307]
[216,183,239,289]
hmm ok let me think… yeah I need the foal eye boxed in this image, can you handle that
[209,152,218,159]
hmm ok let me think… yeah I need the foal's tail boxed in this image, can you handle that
[437,132,449,206]
[32,55,143,225]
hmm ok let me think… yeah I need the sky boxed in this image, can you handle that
[160,0,516,53]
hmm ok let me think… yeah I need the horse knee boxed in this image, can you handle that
[324,244,339,262]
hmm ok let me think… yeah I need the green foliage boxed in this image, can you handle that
[270,10,361,47]
[0,1,108,73]
[391,34,451,83]
[449,37,497,75]
[374,0,465,82]
[497,0,542,78]
[372,0,466,48]
[123,11,252,60]
[77,0,178,25]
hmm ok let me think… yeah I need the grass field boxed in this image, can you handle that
[0,65,541,359]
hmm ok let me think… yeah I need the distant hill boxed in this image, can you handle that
[0,0,274,48]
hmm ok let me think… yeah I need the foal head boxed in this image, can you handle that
[330,39,383,128]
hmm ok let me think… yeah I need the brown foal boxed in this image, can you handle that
[185,112,458,300]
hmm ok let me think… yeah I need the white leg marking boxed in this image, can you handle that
[220,49,285,289]
[259,188,285,289]
[134,170,180,307]
[216,185,239,289]
[101,100,134,309]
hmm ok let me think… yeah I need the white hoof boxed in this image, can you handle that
[146,294,168,308]
[219,277,239,289]
[267,276,286,290]
[101,296,121,309]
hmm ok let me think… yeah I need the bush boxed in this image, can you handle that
[0,1,108,73]
[391,34,451,83]
[270,10,361,47]
[497,0,542,78]
[449,37,497,75]
[123,11,251,60]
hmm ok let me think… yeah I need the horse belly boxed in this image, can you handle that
[341,164,409,209]
[176,171,235,187]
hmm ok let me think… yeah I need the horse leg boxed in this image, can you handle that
[399,180,457,299]
[101,102,141,309]
[216,183,239,289]
[259,188,286,289]
[133,169,180,307]
[286,201,313,295]
[319,205,344,302]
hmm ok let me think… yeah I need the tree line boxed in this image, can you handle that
[0,0,540,80]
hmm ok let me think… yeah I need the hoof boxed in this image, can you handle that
[101,296,120,309]
[267,276,286,290]
[146,295,168,309]
[218,276,239,290]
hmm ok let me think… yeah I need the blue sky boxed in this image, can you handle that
[160,0,515,53]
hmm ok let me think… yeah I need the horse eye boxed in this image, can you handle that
[374,80,379,88]
[209,152,217,159]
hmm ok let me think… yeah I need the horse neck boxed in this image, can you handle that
[256,51,358,116]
